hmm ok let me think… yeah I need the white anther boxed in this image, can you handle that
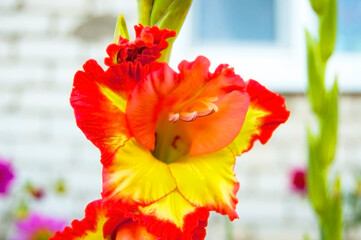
[180,111,198,121]
[168,112,180,122]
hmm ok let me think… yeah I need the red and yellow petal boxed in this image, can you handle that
[115,221,157,240]
[228,79,290,155]
[139,190,209,240]
[51,200,159,240]
[71,60,131,154]
[102,138,177,205]
[127,56,249,155]
[168,147,239,220]
[50,200,109,240]
[182,91,249,156]
[101,62,151,99]
[126,63,178,150]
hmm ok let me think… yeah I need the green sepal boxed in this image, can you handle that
[310,0,329,15]
[306,30,325,115]
[319,79,339,167]
[152,0,193,62]
[137,0,154,25]
[307,128,327,216]
[319,0,337,62]
[113,14,129,43]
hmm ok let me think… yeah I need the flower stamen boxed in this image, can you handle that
[180,111,198,122]
[168,97,219,122]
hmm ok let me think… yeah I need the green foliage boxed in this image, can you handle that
[306,0,341,239]
[319,0,337,62]
[319,80,339,167]
[307,129,327,215]
[306,30,325,115]
[114,14,129,42]
[322,177,342,240]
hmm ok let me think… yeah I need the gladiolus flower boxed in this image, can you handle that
[0,157,15,196]
[70,25,289,238]
[13,213,66,240]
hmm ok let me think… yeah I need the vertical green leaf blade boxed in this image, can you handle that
[307,129,327,216]
[324,176,343,240]
[319,78,339,167]
[319,0,337,62]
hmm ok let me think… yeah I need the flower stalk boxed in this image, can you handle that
[306,0,342,239]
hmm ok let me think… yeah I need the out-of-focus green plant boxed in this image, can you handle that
[305,0,342,239]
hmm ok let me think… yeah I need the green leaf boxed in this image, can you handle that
[307,128,327,216]
[319,0,337,62]
[137,0,154,25]
[113,14,129,43]
[310,0,328,15]
[155,0,192,62]
[319,79,339,167]
[306,30,325,115]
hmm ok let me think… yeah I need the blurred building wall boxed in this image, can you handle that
[0,0,360,239]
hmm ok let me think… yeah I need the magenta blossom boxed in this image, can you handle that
[290,167,307,194]
[0,157,15,196]
[13,213,66,240]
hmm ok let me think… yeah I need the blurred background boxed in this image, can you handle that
[0,0,360,239]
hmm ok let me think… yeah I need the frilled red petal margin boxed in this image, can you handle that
[141,207,210,240]
[242,79,290,153]
[50,199,210,240]
[50,200,105,240]
[105,24,176,66]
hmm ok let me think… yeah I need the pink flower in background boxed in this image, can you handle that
[290,168,307,194]
[0,157,15,196]
[13,213,66,240]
